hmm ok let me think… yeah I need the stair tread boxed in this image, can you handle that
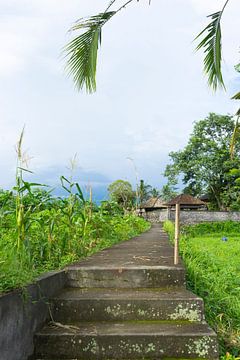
[53,287,202,301]
[67,265,184,270]
[36,321,215,337]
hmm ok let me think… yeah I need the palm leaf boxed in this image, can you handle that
[234,63,240,72]
[231,92,240,100]
[64,12,115,93]
[195,11,225,91]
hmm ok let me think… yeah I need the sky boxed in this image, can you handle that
[0,0,239,200]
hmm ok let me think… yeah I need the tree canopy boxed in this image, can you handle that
[108,179,134,209]
[164,113,240,210]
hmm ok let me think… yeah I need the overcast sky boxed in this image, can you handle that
[0,0,239,195]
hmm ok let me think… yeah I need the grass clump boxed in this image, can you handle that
[163,220,174,243]
[163,220,240,357]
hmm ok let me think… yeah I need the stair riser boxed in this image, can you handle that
[67,268,186,288]
[51,299,204,322]
[35,334,218,359]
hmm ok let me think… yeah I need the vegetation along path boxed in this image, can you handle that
[34,223,218,359]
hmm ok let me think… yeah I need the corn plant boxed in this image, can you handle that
[14,128,45,251]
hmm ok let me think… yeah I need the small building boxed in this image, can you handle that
[140,197,167,222]
[166,194,207,210]
[141,197,167,210]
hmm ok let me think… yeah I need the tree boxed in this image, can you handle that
[138,179,152,204]
[164,113,240,210]
[151,187,160,198]
[108,179,134,209]
[159,184,177,202]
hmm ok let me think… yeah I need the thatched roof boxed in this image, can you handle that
[141,197,167,209]
[166,194,206,206]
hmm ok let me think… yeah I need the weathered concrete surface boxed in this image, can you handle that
[0,270,67,360]
[34,224,219,359]
[35,321,218,359]
[51,287,205,322]
[66,225,185,288]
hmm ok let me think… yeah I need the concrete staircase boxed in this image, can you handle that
[34,224,218,359]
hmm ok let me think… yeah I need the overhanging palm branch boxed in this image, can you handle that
[195,10,226,91]
[232,92,240,100]
[65,11,115,93]
[64,0,142,93]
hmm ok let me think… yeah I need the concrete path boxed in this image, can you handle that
[34,223,218,359]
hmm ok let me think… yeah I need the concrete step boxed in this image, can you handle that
[66,265,186,288]
[34,321,218,359]
[51,288,204,323]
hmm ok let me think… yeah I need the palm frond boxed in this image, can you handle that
[234,63,240,72]
[195,11,225,91]
[64,11,115,93]
[231,92,240,100]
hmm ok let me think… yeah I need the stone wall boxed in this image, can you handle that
[144,209,240,224]
[0,270,67,360]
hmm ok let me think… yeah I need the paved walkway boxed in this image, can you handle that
[34,223,218,360]
[68,223,182,268]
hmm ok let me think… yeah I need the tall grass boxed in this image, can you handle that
[163,220,240,357]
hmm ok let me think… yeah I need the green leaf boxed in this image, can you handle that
[75,183,85,203]
[231,92,240,100]
[64,11,115,93]
[195,11,225,91]
[17,167,33,174]
[234,63,240,73]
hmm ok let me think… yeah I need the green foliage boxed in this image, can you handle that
[0,134,150,293]
[65,11,115,93]
[221,354,240,360]
[182,220,240,237]
[195,0,240,123]
[0,190,149,293]
[163,220,174,243]
[139,179,152,203]
[195,8,226,90]
[167,221,240,356]
[160,183,178,201]
[64,0,151,92]
[151,187,160,198]
[163,220,240,355]
[165,113,240,210]
[108,179,134,210]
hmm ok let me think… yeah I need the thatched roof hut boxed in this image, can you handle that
[141,197,167,210]
[166,194,206,210]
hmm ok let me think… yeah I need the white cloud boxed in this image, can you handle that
[0,0,239,190]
